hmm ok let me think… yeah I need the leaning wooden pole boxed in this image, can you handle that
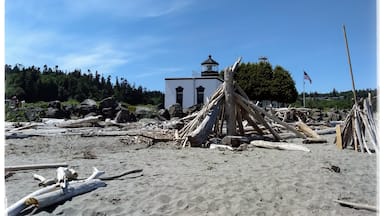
[343,24,358,105]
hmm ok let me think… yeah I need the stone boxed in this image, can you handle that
[168,103,184,118]
[158,109,170,120]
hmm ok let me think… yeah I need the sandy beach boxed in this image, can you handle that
[5,132,377,215]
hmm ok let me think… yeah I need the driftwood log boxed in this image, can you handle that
[250,140,311,152]
[56,115,102,128]
[5,163,68,172]
[7,167,106,216]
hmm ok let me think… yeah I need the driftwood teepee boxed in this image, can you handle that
[337,94,378,154]
[178,57,305,148]
[336,25,378,154]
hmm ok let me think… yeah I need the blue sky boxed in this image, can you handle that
[5,0,377,93]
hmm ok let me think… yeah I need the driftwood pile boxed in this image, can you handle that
[336,94,378,154]
[177,57,317,148]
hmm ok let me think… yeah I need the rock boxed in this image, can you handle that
[24,108,45,122]
[99,97,118,111]
[79,99,98,116]
[185,104,203,115]
[45,107,66,118]
[168,103,184,118]
[158,109,170,120]
[135,106,157,119]
[101,107,115,119]
[48,100,62,109]
[114,108,136,123]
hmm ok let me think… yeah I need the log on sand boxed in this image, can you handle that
[56,115,102,128]
[7,167,106,216]
[296,121,320,139]
[5,163,68,172]
[250,140,310,152]
[21,179,106,215]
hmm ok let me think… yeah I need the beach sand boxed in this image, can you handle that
[5,134,377,215]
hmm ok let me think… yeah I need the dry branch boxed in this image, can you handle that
[334,199,377,212]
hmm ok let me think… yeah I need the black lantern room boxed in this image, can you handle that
[201,55,219,77]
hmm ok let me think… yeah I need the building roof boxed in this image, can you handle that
[201,55,219,65]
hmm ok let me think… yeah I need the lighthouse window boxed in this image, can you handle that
[196,86,205,105]
[176,86,183,107]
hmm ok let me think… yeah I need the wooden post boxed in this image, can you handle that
[224,67,236,136]
[335,125,343,150]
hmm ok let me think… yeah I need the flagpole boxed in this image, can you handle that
[303,72,306,107]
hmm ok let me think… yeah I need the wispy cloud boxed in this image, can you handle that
[134,67,184,78]
[67,0,192,19]
[6,26,170,73]
[57,43,130,73]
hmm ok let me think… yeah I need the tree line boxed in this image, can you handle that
[296,88,377,110]
[5,64,163,105]
[232,61,298,104]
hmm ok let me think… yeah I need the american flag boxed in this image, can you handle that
[304,71,312,84]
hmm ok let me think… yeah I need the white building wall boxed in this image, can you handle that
[165,78,223,110]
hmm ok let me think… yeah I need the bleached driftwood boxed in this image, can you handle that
[57,167,78,188]
[5,163,68,172]
[224,65,236,136]
[296,121,320,139]
[334,199,377,212]
[209,144,234,151]
[188,101,222,147]
[7,182,61,216]
[21,179,106,215]
[8,123,41,132]
[250,140,310,152]
[34,168,143,186]
[56,115,102,128]
[7,167,106,216]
